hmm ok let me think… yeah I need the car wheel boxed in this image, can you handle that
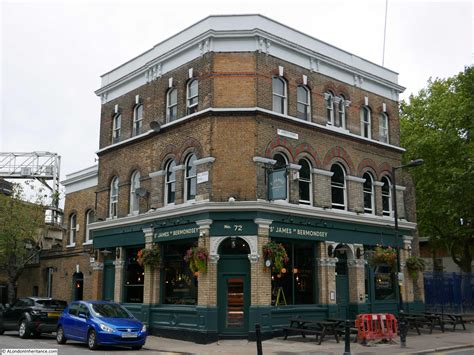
[131,345,142,350]
[87,329,98,350]
[18,319,31,339]
[56,326,67,344]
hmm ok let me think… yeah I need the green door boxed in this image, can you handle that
[103,260,115,301]
[217,241,250,336]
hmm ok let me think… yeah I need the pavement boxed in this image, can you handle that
[142,322,474,354]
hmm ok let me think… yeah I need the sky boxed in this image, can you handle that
[1,0,473,185]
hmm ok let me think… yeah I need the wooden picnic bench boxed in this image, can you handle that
[282,318,340,345]
[327,318,358,342]
[425,312,466,331]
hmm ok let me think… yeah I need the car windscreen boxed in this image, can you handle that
[35,300,67,309]
[90,304,132,318]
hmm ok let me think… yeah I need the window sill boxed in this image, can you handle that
[66,243,76,248]
[83,241,93,246]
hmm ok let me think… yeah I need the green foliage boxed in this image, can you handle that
[137,246,161,267]
[184,246,208,274]
[262,241,289,272]
[368,246,397,271]
[406,256,426,279]
[400,66,474,272]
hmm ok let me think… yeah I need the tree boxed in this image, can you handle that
[400,66,474,272]
[0,182,48,303]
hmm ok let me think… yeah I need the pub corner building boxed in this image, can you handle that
[17,15,425,343]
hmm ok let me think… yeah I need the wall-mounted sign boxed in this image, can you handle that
[211,221,257,236]
[269,222,329,239]
[197,171,209,184]
[277,129,299,140]
[268,169,287,200]
[153,224,199,241]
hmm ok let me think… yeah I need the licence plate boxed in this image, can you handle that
[121,332,138,338]
[48,312,60,317]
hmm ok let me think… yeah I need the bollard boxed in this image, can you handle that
[399,310,407,348]
[255,323,263,355]
[343,320,351,355]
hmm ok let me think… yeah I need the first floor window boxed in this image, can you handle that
[112,113,121,144]
[325,91,335,124]
[381,176,392,216]
[109,177,119,218]
[165,160,176,204]
[133,105,143,136]
[363,172,374,214]
[297,86,310,120]
[272,77,287,114]
[336,95,346,128]
[123,247,144,303]
[69,214,77,245]
[167,88,178,122]
[85,209,94,243]
[185,154,197,201]
[331,163,346,209]
[187,79,198,114]
[163,240,198,305]
[130,171,140,214]
[298,159,311,205]
[379,112,389,143]
[360,106,371,139]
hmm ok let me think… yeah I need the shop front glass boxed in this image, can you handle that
[124,247,144,303]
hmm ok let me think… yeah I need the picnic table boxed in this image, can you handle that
[327,318,358,342]
[282,318,340,345]
[424,312,466,331]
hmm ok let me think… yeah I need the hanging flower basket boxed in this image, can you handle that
[406,256,426,279]
[368,246,397,271]
[262,241,289,272]
[184,246,208,274]
[137,245,161,267]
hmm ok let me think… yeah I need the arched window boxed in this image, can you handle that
[133,105,143,136]
[130,171,140,214]
[363,172,375,214]
[85,209,94,244]
[297,86,311,120]
[325,91,335,124]
[298,159,312,205]
[360,106,372,139]
[336,94,346,128]
[379,112,389,143]
[187,79,198,115]
[165,160,176,205]
[69,213,77,246]
[112,113,121,144]
[381,176,392,216]
[331,163,346,210]
[166,88,177,122]
[271,153,288,201]
[109,177,119,218]
[185,154,197,201]
[272,77,287,114]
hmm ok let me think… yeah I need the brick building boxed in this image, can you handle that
[18,15,424,342]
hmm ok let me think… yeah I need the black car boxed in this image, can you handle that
[0,297,67,338]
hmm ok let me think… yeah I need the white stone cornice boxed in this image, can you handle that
[149,170,165,178]
[347,259,366,268]
[316,257,338,267]
[91,262,104,271]
[254,218,273,229]
[253,156,277,165]
[194,157,215,166]
[113,260,126,268]
[288,163,301,170]
[346,175,365,183]
[142,227,154,237]
[196,219,213,230]
[171,164,185,172]
[395,185,406,191]
[312,168,334,177]
[374,181,384,187]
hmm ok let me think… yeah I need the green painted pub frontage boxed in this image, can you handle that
[90,204,423,343]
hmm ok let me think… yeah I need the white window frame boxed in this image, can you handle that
[84,209,94,244]
[379,112,389,143]
[331,163,347,210]
[363,172,375,214]
[165,160,176,205]
[186,79,198,115]
[166,88,178,122]
[336,95,346,128]
[325,91,335,125]
[109,177,119,218]
[381,176,392,216]
[272,77,287,115]
[298,158,312,205]
[272,153,289,202]
[360,106,372,139]
[129,171,140,215]
[69,213,77,246]
[133,105,143,136]
[296,85,311,121]
[112,113,121,144]
[184,154,197,202]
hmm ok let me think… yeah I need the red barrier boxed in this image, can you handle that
[356,313,398,343]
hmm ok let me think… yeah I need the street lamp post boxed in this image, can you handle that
[391,158,424,348]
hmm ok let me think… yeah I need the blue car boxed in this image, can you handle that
[56,301,147,350]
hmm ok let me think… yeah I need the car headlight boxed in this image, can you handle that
[141,324,147,332]
[99,323,114,333]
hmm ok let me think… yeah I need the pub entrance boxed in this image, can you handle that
[217,237,250,337]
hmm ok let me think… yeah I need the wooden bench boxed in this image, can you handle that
[282,326,323,343]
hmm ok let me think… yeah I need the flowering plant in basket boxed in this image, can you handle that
[184,246,208,274]
[406,256,426,279]
[262,241,289,272]
[137,245,161,267]
[368,246,397,271]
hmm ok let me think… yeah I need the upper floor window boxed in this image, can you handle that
[298,159,312,205]
[165,160,176,205]
[381,176,392,216]
[272,77,287,114]
[166,88,178,122]
[325,91,335,124]
[133,105,143,136]
[331,163,346,210]
[271,153,289,201]
[363,172,375,214]
[336,95,346,128]
[187,80,198,115]
[297,86,311,120]
[130,171,140,214]
[379,112,389,143]
[69,213,77,246]
[360,106,372,139]
[112,114,121,144]
[185,154,197,201]
[109,177,119,218]
[85,209,94,244]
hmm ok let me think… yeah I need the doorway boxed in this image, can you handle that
[72,272,84,301]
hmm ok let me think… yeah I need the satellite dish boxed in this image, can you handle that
[135,187,149,198]
[149,121,161,133]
